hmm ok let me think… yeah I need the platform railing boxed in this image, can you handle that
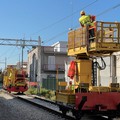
[68,26,88,49]
[95,21,120,43]
[68,21,120,50]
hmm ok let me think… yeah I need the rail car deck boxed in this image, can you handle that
[68,21,120,56]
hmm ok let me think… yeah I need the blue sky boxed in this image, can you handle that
[0,0,120,69]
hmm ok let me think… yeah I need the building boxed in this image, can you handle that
[27,41,70,84]
[16,62,28,72]
[64,54,120,87]
[7,65,17,68]
[93,53,120,86]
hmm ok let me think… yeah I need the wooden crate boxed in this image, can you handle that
[89,86,110,92]
[56,92,75,104]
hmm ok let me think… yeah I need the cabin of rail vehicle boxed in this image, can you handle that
[3,66,28,93]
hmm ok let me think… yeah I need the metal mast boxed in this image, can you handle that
[0,38,39,68]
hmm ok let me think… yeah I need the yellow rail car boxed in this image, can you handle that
[56,21,120,119]
[3,67,28,93]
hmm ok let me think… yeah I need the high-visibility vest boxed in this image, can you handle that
[79,15,94,26]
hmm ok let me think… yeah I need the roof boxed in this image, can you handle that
[51,41,67,47]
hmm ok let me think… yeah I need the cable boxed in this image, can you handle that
[0,46,16,60]
[0,45,20,58]
[30,0,98,36]
[43,24,78,45]
[97,3,120,17]
[43,30,68,45]
[43,3,120,45]
[7,47,19,59]
[94,57,106,70]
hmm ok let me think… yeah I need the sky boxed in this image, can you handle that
[0,0,120,70]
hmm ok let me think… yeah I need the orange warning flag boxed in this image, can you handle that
[67,61,76,79]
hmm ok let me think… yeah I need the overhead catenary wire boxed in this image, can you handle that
[43,3,120,45]
[7,47,20,59]
[1,2,119,66]
[42,25,79,45]
[0,38,38,62]
[97,3,120,17]
[0,46,18,60]
[30,0,98,36]
[0,45,29,64]
[0,48,21,68]
[43,30,69,45]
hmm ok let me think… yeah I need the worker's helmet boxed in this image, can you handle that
[80,10,85,16]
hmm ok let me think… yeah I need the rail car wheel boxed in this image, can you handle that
[108,109,120,120]
[73,110,83,120]
[108,117,114,120]
[107,114,116,120]
[75,112,82,120]
[62,110,67,116]
[59,106,68,116]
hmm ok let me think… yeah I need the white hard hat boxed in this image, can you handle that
[80,10,85,15]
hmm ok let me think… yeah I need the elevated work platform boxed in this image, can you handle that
[68,21,120,57]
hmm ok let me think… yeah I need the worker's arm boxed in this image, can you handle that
[79,17,84,27]
[80,22,84,27]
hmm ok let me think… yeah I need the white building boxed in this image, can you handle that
[64,53,120,87]
[27,41,69,84]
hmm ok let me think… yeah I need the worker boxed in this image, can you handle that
[69,81,74,91]
[79,10,95,42]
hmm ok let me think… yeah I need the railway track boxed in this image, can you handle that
[17,96,74,120]
[1,90,119,120]
[32,96,113,120]
[2,90,75,120]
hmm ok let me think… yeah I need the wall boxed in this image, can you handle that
[97,54,120,86]
[28,47,38,82]
[27,41,69,84]
[64,55,120,87]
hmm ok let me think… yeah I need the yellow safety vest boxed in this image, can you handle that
[79,15,93,26]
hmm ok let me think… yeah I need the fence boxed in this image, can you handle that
[42,78,65,91]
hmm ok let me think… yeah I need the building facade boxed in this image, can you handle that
[92,53,120,86]
[64,54,120,87]
[27,41,69,84]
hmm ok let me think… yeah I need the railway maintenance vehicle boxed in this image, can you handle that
[3,66,28,93]
[56,20,120,119]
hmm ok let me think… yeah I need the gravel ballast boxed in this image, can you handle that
[0,91,65,120]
